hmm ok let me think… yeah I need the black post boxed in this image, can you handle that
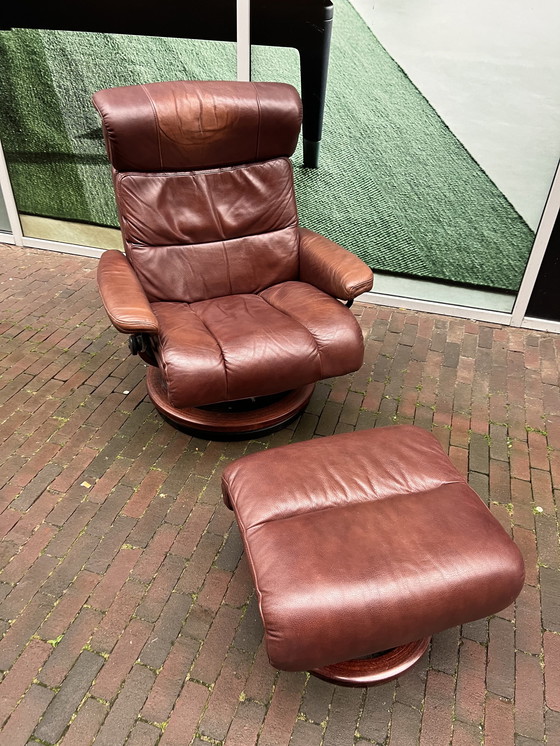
[526,205,560,321]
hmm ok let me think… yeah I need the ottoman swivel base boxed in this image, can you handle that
[146,367,314,439]
[222,425,525,685]
[310,638,431,687]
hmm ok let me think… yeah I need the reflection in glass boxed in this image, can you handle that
[252,0,560,312]
[0,26,236,247]
[0,187,10,233]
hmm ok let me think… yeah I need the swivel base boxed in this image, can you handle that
[309,638,430,687]
[146,367,314,440]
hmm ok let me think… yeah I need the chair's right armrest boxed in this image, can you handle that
[299,228,373,300]
[97,250,159,334]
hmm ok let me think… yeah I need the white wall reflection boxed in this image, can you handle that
[349,0,560,230]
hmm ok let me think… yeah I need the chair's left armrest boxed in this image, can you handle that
[298,227,374,300]
[97,250,159,334]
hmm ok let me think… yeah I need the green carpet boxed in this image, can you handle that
[0,0,534,290]
[0,29,236,228]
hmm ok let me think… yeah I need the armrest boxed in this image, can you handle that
[97,250,159,334]
[298,228,374,300]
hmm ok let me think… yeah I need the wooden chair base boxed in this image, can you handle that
[146,367,314,439]
[309,638,431,687]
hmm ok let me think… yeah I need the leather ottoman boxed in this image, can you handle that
[221,425,525,686]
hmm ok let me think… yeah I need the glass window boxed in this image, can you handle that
[0,19,236,249]
[0,188,10,233]
[251,0,560,313]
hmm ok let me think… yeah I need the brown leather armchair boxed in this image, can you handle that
[93,80,373,437]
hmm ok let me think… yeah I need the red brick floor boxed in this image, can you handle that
[0,243,558,746]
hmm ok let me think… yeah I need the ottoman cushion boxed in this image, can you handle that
[222,425,525,672]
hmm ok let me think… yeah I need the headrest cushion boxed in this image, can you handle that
[92,80,302,171]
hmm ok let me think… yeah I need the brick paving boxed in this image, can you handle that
[0,242,558,745]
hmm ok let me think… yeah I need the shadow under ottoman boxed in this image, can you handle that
[221,425,525,686]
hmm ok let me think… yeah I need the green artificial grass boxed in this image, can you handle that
[0,29,236,227]
[0,0,534,290]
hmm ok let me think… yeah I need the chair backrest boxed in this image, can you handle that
[93,80,303,303]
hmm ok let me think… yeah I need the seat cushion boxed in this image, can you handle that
[151,282,364,408]
[221,425,525,672]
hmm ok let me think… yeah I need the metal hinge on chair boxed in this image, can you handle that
[128,333,149,355]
